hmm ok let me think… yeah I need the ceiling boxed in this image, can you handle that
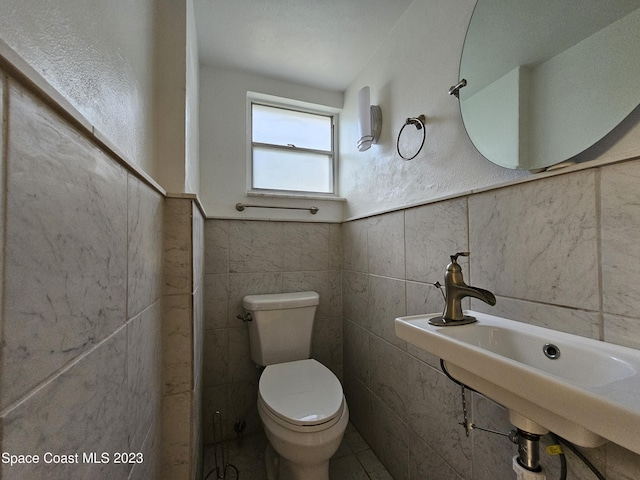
[193,0,415,92]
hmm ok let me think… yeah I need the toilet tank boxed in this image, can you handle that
[242,291,320,366]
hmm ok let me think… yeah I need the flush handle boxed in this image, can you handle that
[236,313,253,323]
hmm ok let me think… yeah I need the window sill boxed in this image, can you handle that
[247,191,346,202]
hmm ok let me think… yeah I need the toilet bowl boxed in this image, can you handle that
[257,359,349,480]
[241,291,349,480]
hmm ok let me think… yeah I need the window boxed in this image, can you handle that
[250,102,335,195]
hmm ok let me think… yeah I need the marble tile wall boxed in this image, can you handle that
[343,159,640,480]
[162,197,205,479]
[192,202,205,480]
[0,74,163,478]
[203,219,343,443]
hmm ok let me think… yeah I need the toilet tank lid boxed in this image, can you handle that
[243,291,319,310]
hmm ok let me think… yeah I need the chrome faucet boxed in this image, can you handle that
[429,252,496,326]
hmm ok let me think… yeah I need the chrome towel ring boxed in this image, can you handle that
[397,115,426,160]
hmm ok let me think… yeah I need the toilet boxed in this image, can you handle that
[242,291,349,480]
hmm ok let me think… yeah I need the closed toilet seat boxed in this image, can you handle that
[259,359,344,432]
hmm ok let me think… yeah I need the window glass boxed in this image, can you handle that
[253,147,332,193]
[250,102,335,194]
[252,104,332,151]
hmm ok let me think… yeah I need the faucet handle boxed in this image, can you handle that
[450,252,470,262]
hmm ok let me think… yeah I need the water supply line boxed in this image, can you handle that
[440,359,607,480]
[442,357,546,479]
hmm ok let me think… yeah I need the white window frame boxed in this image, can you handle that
[246,93,339,198]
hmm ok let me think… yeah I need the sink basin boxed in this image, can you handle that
[395,310,640,454]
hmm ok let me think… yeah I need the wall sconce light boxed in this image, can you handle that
[357,86,382,152]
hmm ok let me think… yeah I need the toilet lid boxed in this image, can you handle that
[259,359,344,426]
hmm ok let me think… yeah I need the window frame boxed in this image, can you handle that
[247,95,338,197]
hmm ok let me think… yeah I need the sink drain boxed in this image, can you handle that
[543,343,561,359]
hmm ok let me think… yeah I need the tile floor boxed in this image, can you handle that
[202,423,393,480]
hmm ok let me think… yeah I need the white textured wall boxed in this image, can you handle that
[339,0,526,220]
[0,0,156,174]
[199,67,345,221]
[154,0,203,195]
[0,0,201,196]
[154,0,188,194]
[186,0,201,195]
[340,0,640,220]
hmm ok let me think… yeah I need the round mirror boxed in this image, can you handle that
[458,0,640,171]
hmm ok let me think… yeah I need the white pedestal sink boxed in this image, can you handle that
[395,310,640,454]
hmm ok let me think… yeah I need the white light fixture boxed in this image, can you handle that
[357,86,382,152]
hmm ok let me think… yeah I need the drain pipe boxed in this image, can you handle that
[513,429,546,480]
[440,363,551,479]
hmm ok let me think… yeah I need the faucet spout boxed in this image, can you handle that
[444,284,496,322]
[430,252,496,326]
